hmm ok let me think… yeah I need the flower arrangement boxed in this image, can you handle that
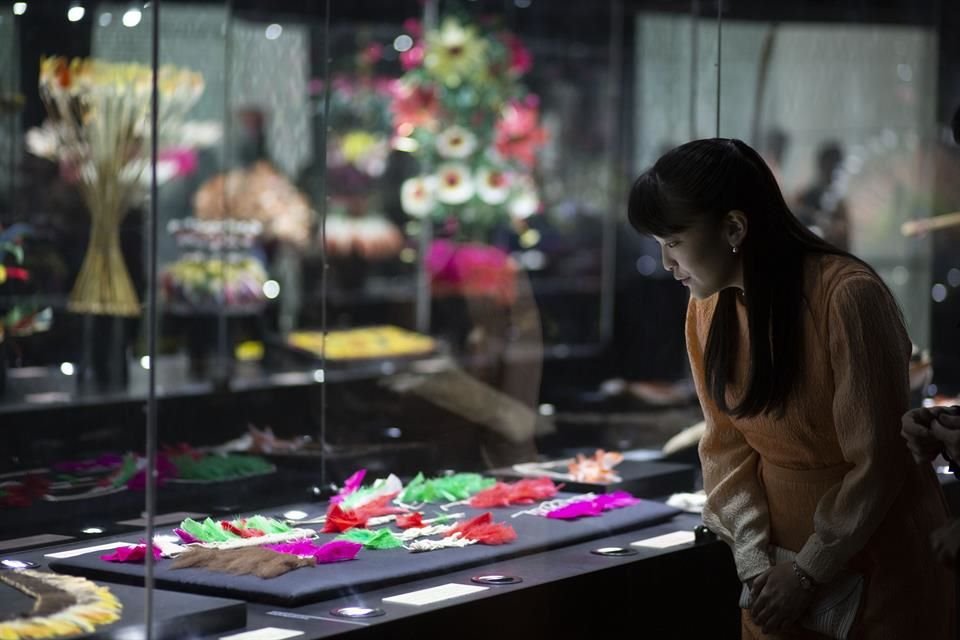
[34,57,207,316]
[315,44,405,260]
[392,14,547,239]
[160,218,269,311]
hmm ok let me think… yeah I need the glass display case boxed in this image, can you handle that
[1,1,958,638]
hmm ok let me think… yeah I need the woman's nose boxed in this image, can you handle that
[660,249,675,271]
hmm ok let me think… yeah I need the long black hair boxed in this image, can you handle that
[627,138,873,418]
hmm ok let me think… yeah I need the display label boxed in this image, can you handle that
[219,628,304,640]
[383,582,488,606]
[630,530,696,549]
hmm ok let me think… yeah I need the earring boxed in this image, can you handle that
[731,245,739,254]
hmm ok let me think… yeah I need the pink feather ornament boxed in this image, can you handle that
[545,491,640,520]
[265,539,362,563]
[101,542,162,563]
[331,469,367,504]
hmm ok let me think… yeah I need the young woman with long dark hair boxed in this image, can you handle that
[628,138,953,639]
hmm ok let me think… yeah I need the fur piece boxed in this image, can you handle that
[171,546,314,578]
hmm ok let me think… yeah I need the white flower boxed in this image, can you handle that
[475,167,512,205]
[25,125,59,160]
[508,179,540,219]
[401,175,437,218]
[435,162,475,205]
[435,125,478,159]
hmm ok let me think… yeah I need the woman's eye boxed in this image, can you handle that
[666,241,679,249]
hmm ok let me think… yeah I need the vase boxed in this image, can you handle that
[68,203,141,317]
[75,314,130,392]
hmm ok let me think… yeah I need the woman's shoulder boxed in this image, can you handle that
[807,253,898,319]
[808,253,881,298]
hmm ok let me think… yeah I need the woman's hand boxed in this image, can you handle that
[749,563,816,634]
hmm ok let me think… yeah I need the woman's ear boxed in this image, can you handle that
[725,210,748,249]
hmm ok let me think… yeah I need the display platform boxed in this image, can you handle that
[0,577,245,640]
[46,495,680,606]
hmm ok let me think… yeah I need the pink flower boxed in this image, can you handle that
[400,43,425,71]
[403,18,423,39]
[495,100,547,168]
[158,147,198,179]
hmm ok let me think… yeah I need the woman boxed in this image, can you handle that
[627,138,953,639]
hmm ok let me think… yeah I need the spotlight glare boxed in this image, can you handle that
[122,8,142,27]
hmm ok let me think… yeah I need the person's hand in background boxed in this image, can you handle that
[930,406,960,462]
[931,518,960,567]
[902,407,946,463]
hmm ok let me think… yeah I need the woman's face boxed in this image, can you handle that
[654,218,742,300]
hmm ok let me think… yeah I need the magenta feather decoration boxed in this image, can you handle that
[595,491,640,510]
[546,491,640,520]
[545,500,603,519]
[101,543,162,563]
[173,527,199,544]
[331,469,367,504]
[266,539,362,563]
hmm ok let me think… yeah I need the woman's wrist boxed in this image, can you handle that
[791,561,817,593]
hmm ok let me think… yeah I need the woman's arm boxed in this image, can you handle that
[687,299,772,582]
[795,274,912,583]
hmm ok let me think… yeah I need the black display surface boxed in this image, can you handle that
[47,496,680,606]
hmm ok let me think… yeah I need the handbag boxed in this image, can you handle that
[738,546,864,640]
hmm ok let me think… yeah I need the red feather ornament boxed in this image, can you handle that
[469,477,559,508]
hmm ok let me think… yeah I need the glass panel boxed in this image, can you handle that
[717,1,954,399]
[1,1,154,636]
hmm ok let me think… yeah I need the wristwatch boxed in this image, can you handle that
[792,561,817,592]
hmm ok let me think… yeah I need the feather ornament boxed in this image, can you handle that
[265,539,362,563]
[334,528,404,550]
[331,469,367,504]
[546,491,640,520]
[0,570,122,637]
[396,512,426,529]
[468,477,559,508]
[339,474,404,511]
[170,546,314,578]
[100,542,162,563]
[397,472,496,504]
[322,504,367,533]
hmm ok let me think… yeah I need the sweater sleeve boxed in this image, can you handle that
[794,274,911,583]
[688,299,772,582]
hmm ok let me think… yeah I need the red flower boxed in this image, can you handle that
[502,34,533,75]
[495,100,547,168]
[390,83,441,132]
